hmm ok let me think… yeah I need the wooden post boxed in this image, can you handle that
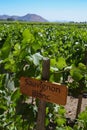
[84,48,87,66]
[76,49,87,119]
[36,58,50,130]
[75,77,85,118]
[76,94,82,118]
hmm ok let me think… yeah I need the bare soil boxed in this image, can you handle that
[64,96,87,120]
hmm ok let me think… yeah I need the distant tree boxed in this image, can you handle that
[7,18,14,21]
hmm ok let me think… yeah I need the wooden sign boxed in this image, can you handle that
[20,77,68,105]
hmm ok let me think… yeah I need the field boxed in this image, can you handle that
[0,21,87,130]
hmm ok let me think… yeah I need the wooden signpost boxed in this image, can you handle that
[20,58,68,130]
[20,77,67,105]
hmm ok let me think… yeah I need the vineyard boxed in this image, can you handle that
[0,22,87,130]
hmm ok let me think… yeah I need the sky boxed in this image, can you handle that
[0,0,87,22]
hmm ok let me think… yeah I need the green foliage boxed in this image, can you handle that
[74,107,87,130]
[0,22,87,129]
[45,104,67,129]
[70,64,84,82]
[57,57,67,70]
[22,29,35,44]
[55,126,73,130]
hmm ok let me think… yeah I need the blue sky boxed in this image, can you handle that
[0,0,87,22]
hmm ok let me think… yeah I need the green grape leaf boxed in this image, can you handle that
[78,63,86,71]
[22,29,35,44]
[45,118,50,126]
[51,58,57,67]
[55,117,66,126]
[11,89,21,102]
[13,43,21,56]
[70,65,83,81]
[57,57,67,70]
[32,53,43,66]
[0,105,7,114]
[1,43,11,58]
[50,58,58,72]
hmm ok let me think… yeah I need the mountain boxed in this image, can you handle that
[0,14,48,22]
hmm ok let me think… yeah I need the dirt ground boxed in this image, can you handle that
[64,96,87,120]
